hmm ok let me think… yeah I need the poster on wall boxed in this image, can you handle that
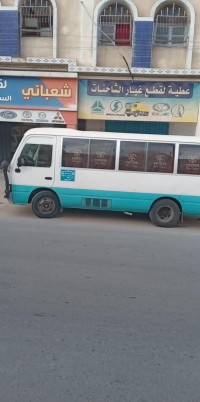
[78,80,200,123]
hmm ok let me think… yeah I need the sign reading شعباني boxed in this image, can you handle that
[78,79,200,123]
[0,76,77,109]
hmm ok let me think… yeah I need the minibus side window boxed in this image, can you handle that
[119,141,146,171]
[146,143,175,173]
[62,138,89,168]
[89,140,116,170]
[178,144,200,175]
[19,143,52,167]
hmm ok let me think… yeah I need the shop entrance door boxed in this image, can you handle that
[105,121,169,134]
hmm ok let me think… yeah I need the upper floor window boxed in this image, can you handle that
[21,0,53,37]
[98,2,132,46]
[154,3,189,47]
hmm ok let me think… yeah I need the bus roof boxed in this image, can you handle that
[24,127,200,144]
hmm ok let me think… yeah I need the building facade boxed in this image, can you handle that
[0,0,200,162]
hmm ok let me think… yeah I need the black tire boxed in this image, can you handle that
[149,199,181,228]
[31,191,60,218]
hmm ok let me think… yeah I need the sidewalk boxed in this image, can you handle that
[0,169,32,217]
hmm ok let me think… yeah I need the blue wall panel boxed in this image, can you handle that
[0,11,20,56]
[132,21,153,68]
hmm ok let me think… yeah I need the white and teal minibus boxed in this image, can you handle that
[2,127,200,227]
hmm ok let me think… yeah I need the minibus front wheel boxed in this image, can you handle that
[32,190,60,218]
[149,198,181,228]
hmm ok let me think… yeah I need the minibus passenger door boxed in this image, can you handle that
[12,136,56,189]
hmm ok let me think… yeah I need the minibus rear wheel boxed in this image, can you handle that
[32,191,60,218]
[149,199,181,228]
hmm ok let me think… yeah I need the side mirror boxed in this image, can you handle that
[1,160,9,169]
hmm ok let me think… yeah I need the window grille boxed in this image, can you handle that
[21,0,53,37]
[154,3,189,47]
[98,2,132,46]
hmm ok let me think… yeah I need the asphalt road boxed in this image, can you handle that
[1,172,200,401]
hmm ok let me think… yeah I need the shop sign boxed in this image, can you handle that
[0,109,66,124]
[78,79,200,123]
[0,77,77,109]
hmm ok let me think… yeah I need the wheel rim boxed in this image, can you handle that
[156,206,174,223]
[38,197,55,214]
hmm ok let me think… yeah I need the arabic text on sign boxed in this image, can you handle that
[0,95,12,102]
[21,84,72,100]
[88,81,193,98]
[0,79,7,89]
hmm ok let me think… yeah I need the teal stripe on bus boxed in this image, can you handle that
[11,184,200,215]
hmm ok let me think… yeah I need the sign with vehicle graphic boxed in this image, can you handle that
[78,79,200,123]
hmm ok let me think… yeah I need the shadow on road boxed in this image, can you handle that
[1,199,200,231]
